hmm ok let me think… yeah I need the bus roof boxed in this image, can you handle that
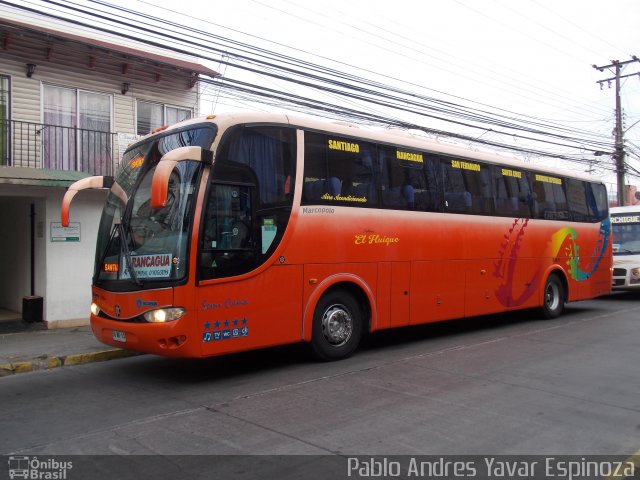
[610,205,640,214]
[145,111,604,184]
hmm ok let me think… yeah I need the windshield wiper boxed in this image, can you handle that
[119,222,142,287]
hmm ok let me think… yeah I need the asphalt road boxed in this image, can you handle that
[1,292,639,478]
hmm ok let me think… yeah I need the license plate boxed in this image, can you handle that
[112,330,127,343]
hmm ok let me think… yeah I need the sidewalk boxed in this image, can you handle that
[0,320,139,377]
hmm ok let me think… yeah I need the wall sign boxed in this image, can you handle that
[51,222,80,242]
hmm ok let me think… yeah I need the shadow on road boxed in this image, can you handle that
[117,305,579,383]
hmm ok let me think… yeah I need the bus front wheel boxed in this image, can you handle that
[541,274,565,319]
[310,290,362,361]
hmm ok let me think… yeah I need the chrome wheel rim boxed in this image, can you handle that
[321,304,353,347]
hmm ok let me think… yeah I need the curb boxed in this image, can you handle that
[0,349,140,377]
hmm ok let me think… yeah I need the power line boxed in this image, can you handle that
[0,0,622,171]
[593,56,640,204]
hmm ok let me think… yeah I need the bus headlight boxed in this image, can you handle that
[631,268,640,284]
[143,308,186,323]
[90,303,100,316]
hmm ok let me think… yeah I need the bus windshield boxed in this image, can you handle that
[612,214,640,255]
[94,126,216,288]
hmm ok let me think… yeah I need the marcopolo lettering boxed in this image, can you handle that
[302,207,335,214]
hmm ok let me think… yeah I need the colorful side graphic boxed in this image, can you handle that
[494,218,610,307]
[550,218,611,281]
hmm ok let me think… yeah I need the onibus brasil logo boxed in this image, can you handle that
[7,456,72,479]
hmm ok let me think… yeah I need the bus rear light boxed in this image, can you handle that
[143,307,185,323]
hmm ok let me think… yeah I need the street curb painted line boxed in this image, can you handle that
[0,349,140,377]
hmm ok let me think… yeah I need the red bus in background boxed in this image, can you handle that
[62,112,612,361]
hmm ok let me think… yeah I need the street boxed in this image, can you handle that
[1,293,640,477]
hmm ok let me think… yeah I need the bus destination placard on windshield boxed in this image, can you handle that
[121,253,173,279]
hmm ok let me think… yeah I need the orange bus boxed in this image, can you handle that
[61,112,612,361]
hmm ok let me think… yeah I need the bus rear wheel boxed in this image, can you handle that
[310,290,362,361]
[541,274,565,319]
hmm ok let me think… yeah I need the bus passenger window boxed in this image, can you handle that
[490,165,531,218]
[379,146,436,211]
[566,179,590,222]
[586,183,609,222]
[442,158,493,214]
[531,173,570,220]
[302,132,377,207]
[224,127,296,205]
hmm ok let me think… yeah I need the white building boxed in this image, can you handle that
[0,15,218,328]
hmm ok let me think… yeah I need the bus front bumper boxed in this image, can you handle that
[90,314,196,358]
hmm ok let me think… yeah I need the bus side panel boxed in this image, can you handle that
[197,265,304,357]
[390,262,411,328]
[376,262,392,329]
[546,221,612,302]
[465,259,508,317]
[501,257,546,311]
[582,223,613,299]
[564,252,612,301]
[410,260,465,325]
[302,263,378,333]
[589,253,613,297]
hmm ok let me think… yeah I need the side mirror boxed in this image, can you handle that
[150,146,213,209]
[61,176,127,226]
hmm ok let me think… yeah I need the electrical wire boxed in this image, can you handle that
[1,0,631,173]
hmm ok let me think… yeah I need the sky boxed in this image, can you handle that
[3,0,640,187]
[142,0,640,181]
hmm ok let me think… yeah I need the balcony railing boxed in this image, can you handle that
[0,119,119,176]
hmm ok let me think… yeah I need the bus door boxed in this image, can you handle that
[196,181,303,355]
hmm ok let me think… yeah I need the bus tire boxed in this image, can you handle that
[541,274,565,319]
[310,290,362,361]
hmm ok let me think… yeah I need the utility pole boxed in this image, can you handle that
[593,56,640,206]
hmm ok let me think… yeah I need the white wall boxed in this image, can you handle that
[1,17,204,327]
[0,185,106,327]
[45,189,106,325]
